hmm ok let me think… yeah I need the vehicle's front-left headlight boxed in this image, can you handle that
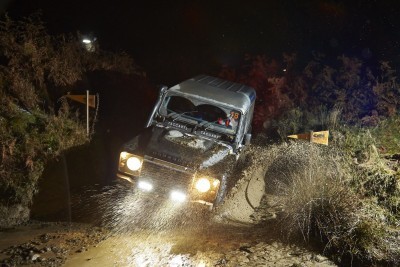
[118,152,143,176]
[127,156,142,171]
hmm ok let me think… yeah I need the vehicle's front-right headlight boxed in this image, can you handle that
[195,178,211,193]
[193,176,220,194]
[118,152,143,176]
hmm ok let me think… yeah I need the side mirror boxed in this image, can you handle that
[244,133,252,145]
[159,85,168,94]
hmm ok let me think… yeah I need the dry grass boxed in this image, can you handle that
[262,140,400,265]
[272,106,342,140]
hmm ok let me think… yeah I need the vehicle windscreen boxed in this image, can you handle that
[161,95,240,136]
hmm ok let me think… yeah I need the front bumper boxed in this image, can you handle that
[117,157,219,206]
[116,172,135,183]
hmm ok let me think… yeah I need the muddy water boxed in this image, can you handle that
[64,224,253,266]
[62,143,331,266]
[14,141,339,266]
[64,222,335,267]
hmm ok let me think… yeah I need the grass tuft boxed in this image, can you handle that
[262,132,400,265]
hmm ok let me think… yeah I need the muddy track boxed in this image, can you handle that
[1,219,335,267]
[1,143,337,266]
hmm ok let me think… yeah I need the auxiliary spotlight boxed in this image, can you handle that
[170,190,186,203]
[137,181,153,192]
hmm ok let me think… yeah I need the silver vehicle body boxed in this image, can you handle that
[147,75,256,150]
[118,75,256,207]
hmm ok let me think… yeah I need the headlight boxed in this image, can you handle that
[127,157,142,171]
[118,152,143,175]
[194,176,220,193]
[195,178,211,193]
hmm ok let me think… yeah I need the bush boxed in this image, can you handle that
[0,14,140,227]
[271,106,341,140]
[0,98,87,227]
[332,121,400,223]
[372,115,400,155]
[219,47,400,267]
[264,141,399,265]
[220,54,400,134]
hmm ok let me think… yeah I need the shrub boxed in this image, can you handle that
[271,106,342,140]
[0,14,140,227]
[372,115,400,155]
[0,98,87,227]
[265,141,399,265]
[332,121,400,222]
[220,53,400,134]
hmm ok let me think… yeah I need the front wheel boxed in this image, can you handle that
[213,174,228,207]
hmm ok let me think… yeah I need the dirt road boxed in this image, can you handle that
[0,219,335,267]
[0,187,336,267]
[1,145,338,266]
[65,223,335,267]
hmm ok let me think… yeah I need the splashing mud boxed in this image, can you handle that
[1,140,336,267]
[98,185,213,232]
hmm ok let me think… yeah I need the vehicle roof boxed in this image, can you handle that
[168,75,256,114]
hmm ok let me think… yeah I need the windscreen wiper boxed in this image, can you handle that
[193,120,217,132]
[167,110,198,122]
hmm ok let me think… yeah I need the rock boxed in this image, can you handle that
[250,255,258,260]
[239,246,252,254]
[314,254,328,262]
[31,254,40,261]
[31,241,41,246]
[289,251,302,256]
[270,242,279,249]
[76,247,87,253]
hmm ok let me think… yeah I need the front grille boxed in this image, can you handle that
[140,156,195,192]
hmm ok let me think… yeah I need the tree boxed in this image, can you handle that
[220,53,400,135]
[0,14,141,226]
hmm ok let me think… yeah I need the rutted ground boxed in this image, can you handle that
[0,143,337,266]
[64,224,335,267]
[0,220,335,267]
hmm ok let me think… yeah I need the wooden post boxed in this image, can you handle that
[61,153,71,223]
[86,90,89,136]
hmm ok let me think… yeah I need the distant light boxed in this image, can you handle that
[81,35,97,52]
[170,190,186,202]
[283,68,287,72]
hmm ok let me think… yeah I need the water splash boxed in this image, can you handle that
[71,182,216,266]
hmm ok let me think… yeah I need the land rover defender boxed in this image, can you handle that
[116,75,256,207]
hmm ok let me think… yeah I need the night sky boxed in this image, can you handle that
[3,0,400,84]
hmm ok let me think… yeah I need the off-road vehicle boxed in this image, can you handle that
[116,75,256,207]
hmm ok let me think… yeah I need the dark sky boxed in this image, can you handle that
[3,0,400,84]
